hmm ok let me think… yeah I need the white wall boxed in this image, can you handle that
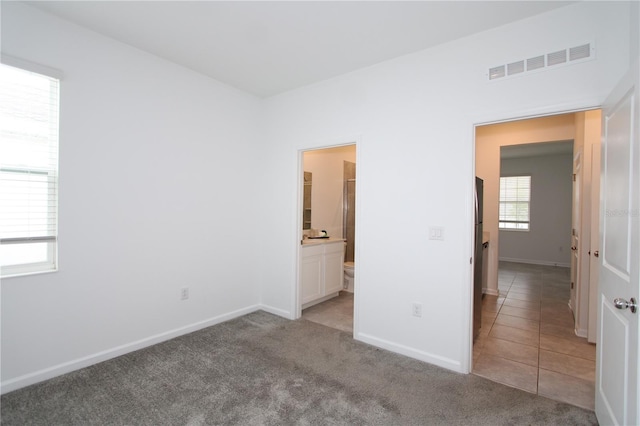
[260,2,631,373]
[302,146,356,238]
[1,3,263,391]
[632,1,640,64]
[499,153,573,266]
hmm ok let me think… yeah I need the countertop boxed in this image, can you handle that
[301,237,346,246]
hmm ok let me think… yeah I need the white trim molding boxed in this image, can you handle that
[355,332,463,374]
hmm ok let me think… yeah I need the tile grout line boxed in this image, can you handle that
[475,263,595,408]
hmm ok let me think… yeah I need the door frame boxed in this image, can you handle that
[293,136,361,332]
[469,103,600,372]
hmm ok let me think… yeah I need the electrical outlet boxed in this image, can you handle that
[412,302,422,318]
[181,287,189,300]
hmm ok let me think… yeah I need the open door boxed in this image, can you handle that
[595,60,639,425]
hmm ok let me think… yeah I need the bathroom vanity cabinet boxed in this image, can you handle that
[300,239,345,308]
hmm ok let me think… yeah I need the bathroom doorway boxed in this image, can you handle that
[298,143,357,334]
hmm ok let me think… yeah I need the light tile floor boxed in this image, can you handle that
[302,292,354,333]
[473,261,596,411]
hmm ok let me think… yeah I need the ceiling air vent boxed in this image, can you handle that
[488,41,594,82]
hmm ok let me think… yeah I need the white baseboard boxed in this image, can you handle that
[1,305,263,395]
[575,327,588,338]
[499,257,570,268]
[355,332,463,374]
[258,304,293,320]
[483,288,500,296]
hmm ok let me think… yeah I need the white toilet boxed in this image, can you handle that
[342,242,355,292]
[343,261,355,292]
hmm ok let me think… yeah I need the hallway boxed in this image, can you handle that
[473,261,595,410]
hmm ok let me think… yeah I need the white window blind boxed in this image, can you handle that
[499,175,531,230]
[0,63,59,277]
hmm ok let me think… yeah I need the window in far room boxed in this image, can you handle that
[499,175,531,231]
[0,62,60,277]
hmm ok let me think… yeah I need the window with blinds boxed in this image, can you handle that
[499,175,531,231]
[0,63,60,277]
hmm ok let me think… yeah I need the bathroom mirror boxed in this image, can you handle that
[303,171,312,230]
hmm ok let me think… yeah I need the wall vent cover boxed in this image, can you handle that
[527,55,545,71]
[547,49,567,66]
[489,65,506,80]
[507,60,525,76]
[570,43,591,61]
[488,42,595,81]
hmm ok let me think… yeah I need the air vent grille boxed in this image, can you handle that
[507,60,525,76]
[489,65,506,80]
[547,49,567,66]
[488,42,594,81]
[570,43,591,61]
[527,55,545,71]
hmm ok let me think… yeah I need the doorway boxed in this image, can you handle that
[298,143,357,334]
[472,111,601,409]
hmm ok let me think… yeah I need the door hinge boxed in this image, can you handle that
[573,173,576,182]
[571,282,574,289]
[470,257,473,265]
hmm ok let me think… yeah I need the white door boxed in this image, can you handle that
[596,60,639,426]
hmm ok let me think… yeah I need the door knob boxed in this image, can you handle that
[613,297,637,313]
[594,250,599,257]
[571,246,577,251]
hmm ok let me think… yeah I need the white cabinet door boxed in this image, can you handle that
[301,251,323,304]
[324,245,345,295]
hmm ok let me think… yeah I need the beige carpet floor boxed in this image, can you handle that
[1,311,597,425]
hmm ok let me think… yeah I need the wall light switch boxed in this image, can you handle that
[429,226,444,240]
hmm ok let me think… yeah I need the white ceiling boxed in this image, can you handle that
[27,1,574,98]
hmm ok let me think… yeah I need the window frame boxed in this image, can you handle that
[498,175,531,232]
[0,57,61,278]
